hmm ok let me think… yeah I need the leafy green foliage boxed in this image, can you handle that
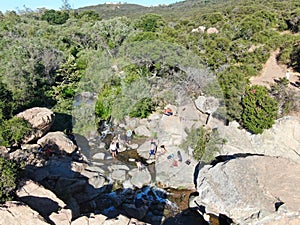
[0,0,299,137]
[0,80,13,119]
[0,157,20,203]
[129,97,155,118]
[218,66,249,121]
[241,85,278,134]
[0,117,31,147]
[181,127,226,162]
[41,10,69,25]
[135,14,166,32]
[95,78,121,120]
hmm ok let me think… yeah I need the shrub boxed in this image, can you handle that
[41,10,69,25]
[241,85,278,134]
[129,97,155,118]
[0,117,31,147]
[180,127,226,162]
[95,85,121,120]
[0,157,20,203]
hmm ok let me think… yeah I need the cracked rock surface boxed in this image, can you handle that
[191,155,300,224]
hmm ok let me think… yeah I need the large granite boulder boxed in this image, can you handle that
[16,107,55,143]
[217,116,300,164]
[195,96,219,115]
[0,201,49,225]
[37,131,77,154]
[191,155,300,224]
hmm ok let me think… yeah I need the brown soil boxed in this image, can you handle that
[249,49,300,117]
[249,49,299,89]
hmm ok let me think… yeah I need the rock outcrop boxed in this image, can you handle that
[191,155,300,224]
[37,131,77,154]
[195,96,219,115]
[16,107,55,143]
[206,27,219,34]
[216,116,300,163]
[0,201,49,225]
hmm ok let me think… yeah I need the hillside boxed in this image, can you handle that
[0,0,299,224]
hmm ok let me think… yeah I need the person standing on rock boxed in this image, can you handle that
[109,141,118,158]
[148,139,157,159]
[285,70,290,80]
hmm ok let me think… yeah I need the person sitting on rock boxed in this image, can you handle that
[109,141,118,158]
[135,160,145,171]
[160,145,167,154]
[163,107,173,116]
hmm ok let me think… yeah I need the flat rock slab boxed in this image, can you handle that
[155,146,197,189]
[218,116,300,164]
[129,168,152,188]
[192,155,300,224]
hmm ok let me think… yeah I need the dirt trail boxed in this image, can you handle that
[249,49,300,117]
[249,49,299,89]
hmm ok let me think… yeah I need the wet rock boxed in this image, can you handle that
[123,203,148,220]
[192,155,300,224]
[92,152,106,160]
[111,169,127,181]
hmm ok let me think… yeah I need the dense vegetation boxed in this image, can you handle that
[0,0,300,201]
[0,157,21,203]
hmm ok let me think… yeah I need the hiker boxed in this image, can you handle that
[109,141,118,158]
[38,144,54,159]
[163,107,173,116]
[148,139,157,159]
[126,129,133,144]
[285,70,290,80]
[136,160,145,171]
[160,145,167,154]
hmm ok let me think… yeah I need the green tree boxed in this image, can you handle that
[0,79,13,119]
[241,85,278,134]
[0,157,20,203]
[135,14,166,32]
[0,117,31,147]
[129,97,155,118]
[41,10,69,25]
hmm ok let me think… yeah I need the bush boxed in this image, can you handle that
[0,117,31,147]
[41,10,69,25]
[0,157,20,203]
[180,127,226,162]
[241,85,278,134]
[129,97,155,118]
[95,85,121,120]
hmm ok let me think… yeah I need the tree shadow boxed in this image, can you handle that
[18,196,60,225]
[50,112,73,132]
